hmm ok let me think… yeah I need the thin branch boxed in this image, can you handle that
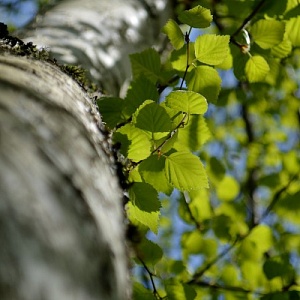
[260,174,299,222]
[188,238,239,283]
[241,103,258,228]
[183,192,203,231]
[190,280,264,295]
[138,257,162,300]
[231,0,267,38]
[180,27,192,90]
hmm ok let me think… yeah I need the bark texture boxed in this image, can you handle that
[0,0,173,299]
[0,52,127,300]
[22,0,173,95]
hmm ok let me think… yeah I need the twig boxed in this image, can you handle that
[260,174,299,222]
[190,280,264,295]
[183,192,203,231]
[138,257,162,300]
[188,238,239,283]
[180,27,192,90]
[241,103,258,228]
[231,0,267,38]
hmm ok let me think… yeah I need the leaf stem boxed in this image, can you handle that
[180,27,192,90]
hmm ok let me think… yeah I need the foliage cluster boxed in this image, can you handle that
[99,0,300,299]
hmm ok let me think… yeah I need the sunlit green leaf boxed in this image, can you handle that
[241,261,265,289]
[127,202,160,233]
[195,34,230,65]
[165,151,209,191]
[171,43,196,72]
[133,282,156,300]
[216,175,240,201]
[133,100,172,133]
[271,38,293,58]
[186,66,222,103]
[165,90,208,114]
[165,279,196,300]
[130,48,161,83]
[181,231,203,258]
[139,155,173,194]
[114,124,151,162]
[245,55,270,83]
[173,115,211,151]
[286,16,300,46]
[221,264,239,286]
[178,5,212,28]
[163,19,185,50]
[250,20,285,49]
[188,189,212,221]
[247,225,274,253]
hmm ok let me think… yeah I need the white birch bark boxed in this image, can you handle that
[22,0,172,95]
[0,52,128,300]
[0,0,173,299]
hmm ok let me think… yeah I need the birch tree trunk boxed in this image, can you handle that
[0,1,172,299]
[22,0,172,95]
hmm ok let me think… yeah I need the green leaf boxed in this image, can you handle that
[127,201,160,233]
[195,34,230,65]
[208,156,226,183]
[165,151,209,191]
[212,214,236,241]
[136,238,163,265]
[220,264,239,286]
[186,66,222,103]
[165,90,208,115]
[173,115,211,152]
[123,76,159,118]
[97,97,125,128]
[231,45,249,81]
[115,124,152,162]
[250,20,285,49]
[127,183,161,233]
[178,5,212,28]
[181,231,203,257]
[263,257,292,280]
[275,191,300,224]
[133,100,172,133]
[130,48,161,83]
[271,38,293,58]
[216,175,240,201]
[129,182,161,212]
[139,155,173,195]
[245,55,270,83]
[157,130,178,154]
[171,43,196,73]
[163,19,185,50]
[165,279,196,300]
[133,282,156,300]
[286,17,300,46]
[247,224,274,253]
